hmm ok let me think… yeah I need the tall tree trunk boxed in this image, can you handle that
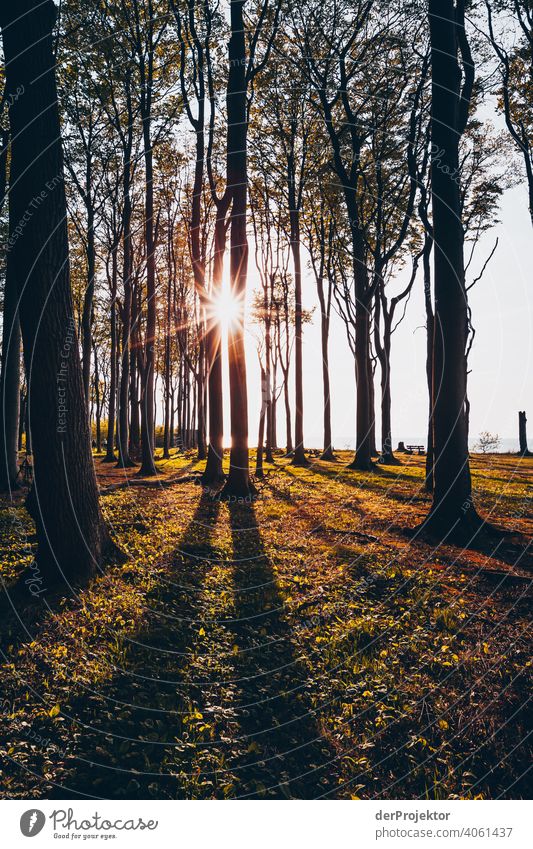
[163,277,172,460]
[255,366,267,478]
[93,339,102,453]
[264,295,274,464]
[347,209,373,471]
[18,390,26,453]
[0,129,21,491]
[196,331,207,459]
[283,373,292,454]
[271,365,278,450]
[423,234,435,491]
[202,216,226,485]
[139,113,157,475]
[518,411,529,455]
[368,356,377,458]
[0,0,116,577]
[348,290,373,470]
[221,0,254,499]
[104,246,118,462]
[129,287,141,458]
[116,107,135,468]
[424,0,476,536]
[374,294,397,465]
[289,207,307,466]
[0,238,21,489]
[169,389,175,449]
[81,198,95,411]
[378,337,394,464]
[316,275,334,461]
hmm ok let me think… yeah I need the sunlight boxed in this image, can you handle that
[209,272,243,334]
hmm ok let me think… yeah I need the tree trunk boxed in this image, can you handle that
[104,247,118,462]
[264,297,274,464]
[316,275,334,460]
[202,214,226,485]
[93,339,102,453]
[271,367,278,450]
[139,110,157,475]
[290,208,307,466]
[116,109,135,468]
[374,295,397,466]
[0,232,21,490]
[348,288,373,471]
[377,335,396,465]
[18,390,26,453]
[255,366,267,478]
[0,0,116,578]
[283,372,293,454]
[220,0,255,499]
[81,197,95,411]
[368,354,377,458]
[345,202,374,471]
[129,287,141,459]
[196,331,207,460]
[423,233,435,491]
[519,411,530,455]
[424,0,476,536]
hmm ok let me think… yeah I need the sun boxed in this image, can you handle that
[209,282,243,332]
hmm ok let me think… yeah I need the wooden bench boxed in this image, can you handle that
[406,444,425,455]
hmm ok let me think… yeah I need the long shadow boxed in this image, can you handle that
[294,461,429,507]
[41,492,223,800]
[0,556,94,661]
[227,500,336,799]
[284,461,533,573]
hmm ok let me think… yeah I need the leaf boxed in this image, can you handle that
[49,704,61,719]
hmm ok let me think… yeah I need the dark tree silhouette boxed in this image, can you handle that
[0,128,21,491]
[422,0,479,538]
[0,0,117,578]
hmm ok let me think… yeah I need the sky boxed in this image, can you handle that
[227,176,533,452]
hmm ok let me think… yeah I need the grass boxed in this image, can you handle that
[0,450,531,799]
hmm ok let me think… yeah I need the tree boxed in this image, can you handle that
[219,0,280,499]
[303,191,336,460]
[0,0,117,578]
[421,0,479,538]
[475,431,501,453]
[0,104,21,491]
[172,0,212,463]
[292,0,390,471]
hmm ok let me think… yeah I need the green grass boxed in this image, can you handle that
[0,451,530,799]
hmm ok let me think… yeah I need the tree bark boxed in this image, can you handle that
[0,224,21,490]
[81,187,95,411]
[518,411,529,455]
[344,197,374,471]
[103,246,118,462]
[201,214,226,485]
[139,108,157,475]
[220,0,255,499]
[316,272,334,461]
[423,0,476,536]
[116,86,135,469]
[92,338,102,453]
[0,0,116,578]
[255,366,267,478]
[289,178,307,466]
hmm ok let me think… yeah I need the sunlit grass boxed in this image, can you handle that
[0,453,530,799]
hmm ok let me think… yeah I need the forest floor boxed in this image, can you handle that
[0,450,531,800]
